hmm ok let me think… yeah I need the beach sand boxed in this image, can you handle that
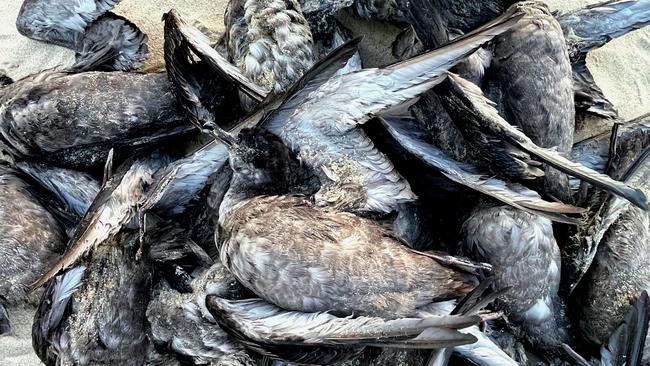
[1,0,649,364]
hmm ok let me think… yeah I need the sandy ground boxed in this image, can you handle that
[0,306,39,366]
[0,0,649,365]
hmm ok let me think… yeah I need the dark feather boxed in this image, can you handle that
[0,303,10,335]
[378,116,583,223]
[442,73,648,210]
[71,12,149,72]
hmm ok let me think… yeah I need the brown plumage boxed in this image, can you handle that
[0,166,66,306]
[218,195,476,318]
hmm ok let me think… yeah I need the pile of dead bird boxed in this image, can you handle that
[1,0,650,365]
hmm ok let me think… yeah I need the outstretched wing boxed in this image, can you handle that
[379,116,583,224]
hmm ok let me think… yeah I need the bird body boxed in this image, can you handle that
[33,232,152,366]
[0,166,66,307]
[16,0,148,71]
[574,149,650,348]
[461,204,568,352]
[219,195,476,318]
[0,71,188,169]
[484,2,575,201]
[225,0,314,109]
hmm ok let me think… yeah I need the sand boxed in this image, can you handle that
[0,306,40,366]
[1,0,649,364]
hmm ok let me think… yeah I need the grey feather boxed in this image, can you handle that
[442,72,648,210]
[16,162,100,217]
[261,5,524,214]
[72,12,149,71]
[379,116,583,223]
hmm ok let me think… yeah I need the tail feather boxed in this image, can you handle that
[442,72,649,210]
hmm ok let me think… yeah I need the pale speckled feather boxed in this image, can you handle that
[225,0,314,101]
[219,195,476,318]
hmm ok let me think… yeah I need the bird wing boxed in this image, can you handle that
[263,4,524,135]
[141,141,229,216]
[379,116,583,224]
[70,12,149,72]
[31,154,166,290]
[32,266,86,361]
[163,9,269,104]
[442,72,649,210]
[16,162,100,217]
[558,0,650,118]
[208,297,479,348]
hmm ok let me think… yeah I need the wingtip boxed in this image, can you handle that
[30,253,71,291]
[31,270,55,292]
